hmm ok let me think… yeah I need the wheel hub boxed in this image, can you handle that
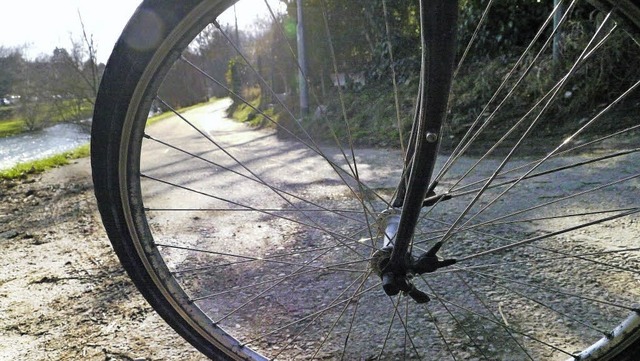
[371,210,457,304]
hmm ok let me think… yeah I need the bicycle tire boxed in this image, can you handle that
[92,1,640,359]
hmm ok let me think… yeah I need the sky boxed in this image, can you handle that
[0,0,285,64]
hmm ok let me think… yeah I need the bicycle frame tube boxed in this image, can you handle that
[385,0,459,281]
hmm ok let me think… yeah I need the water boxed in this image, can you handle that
[0,123,90,170]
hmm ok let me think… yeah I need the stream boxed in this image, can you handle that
[0,123,90,170]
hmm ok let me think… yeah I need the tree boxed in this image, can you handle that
[16,58,51,130]
[157,51,210,109]
[193,23,240,98]
[43,13,101,122]
[0,47,25,98]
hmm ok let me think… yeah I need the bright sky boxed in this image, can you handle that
[0,0,285,64]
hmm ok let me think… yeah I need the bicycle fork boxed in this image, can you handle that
[371,0,459,303]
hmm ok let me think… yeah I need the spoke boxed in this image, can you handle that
[272,272,370,360]
[409,201,640,288]
[530,245,640,277]
[389,296,422,359]
[437,247,640,275]
[172,229,379,276]
[307,273,370,360]
[424,305,458,361]
[176,56,390,222]
[243,281,380,347]
[454,273,535,360]
[413,206,640,250]
[187,264,363,302]
[143,133,366,224]
[339,282,364,361]
[382,0,406,153]
[213,247,373,325]
[434,293,579,358]
[461,271,613,337]
[318,0,360,183]
[461,175,640,233]
[436,0,576,182]
[261,0,391,217]
[459,74,640,229]
[377,295,422,360]
[315,0,386,251]
[448,120,640,196]
[172,243,369,275]
[438,12,617,246]
[148,207,361,214]
[157,242,367,280]
[422,279,492,361]
[462,207,639,228]
[453,0,496,78]
[376,296,397,360]
[449,147,640,199]
[461,268,636,311]
[209,18,388,218]
[142,173,369,259]
[457,208,640,262]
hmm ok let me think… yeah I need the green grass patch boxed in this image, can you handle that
[0,118,25,137]
[229,94,279,128]
[231,97,260,122]
[0,143,90,180]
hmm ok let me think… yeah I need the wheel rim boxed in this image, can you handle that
[106,1,640,359]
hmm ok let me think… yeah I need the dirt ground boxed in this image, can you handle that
[0,158,208,361]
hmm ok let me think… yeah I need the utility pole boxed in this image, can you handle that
[296,0,309,117]
[233,5,240,47]
[553,0,564,67]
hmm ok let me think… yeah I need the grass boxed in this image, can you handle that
[0,143,90,180]
[0,118,25,137]
[228,91,281,128]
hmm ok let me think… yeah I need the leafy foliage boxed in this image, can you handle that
[197,1,640,147]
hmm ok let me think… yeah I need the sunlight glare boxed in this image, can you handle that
[217,0,287,31]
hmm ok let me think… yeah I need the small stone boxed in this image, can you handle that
[0,230,19,240]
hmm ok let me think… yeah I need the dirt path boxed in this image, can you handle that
[0,157,207,360]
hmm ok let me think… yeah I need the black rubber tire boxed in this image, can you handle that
[91,1,243,359]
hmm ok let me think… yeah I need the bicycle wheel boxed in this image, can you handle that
[92,0,640,359]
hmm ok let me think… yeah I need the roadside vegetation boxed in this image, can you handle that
[220,1,640,148]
